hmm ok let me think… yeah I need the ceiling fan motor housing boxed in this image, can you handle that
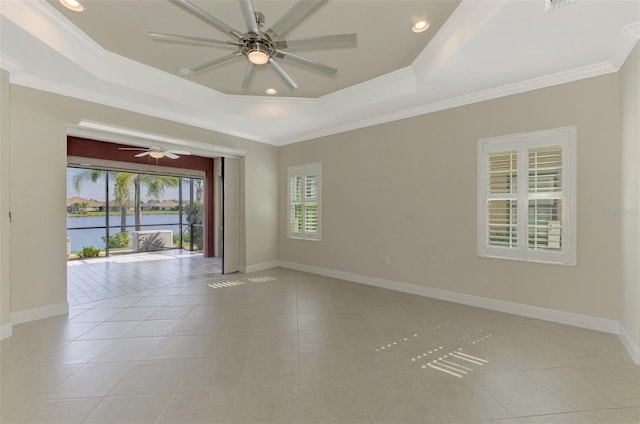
[241,35,276,64]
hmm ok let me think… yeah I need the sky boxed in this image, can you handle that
[66,168,192,202]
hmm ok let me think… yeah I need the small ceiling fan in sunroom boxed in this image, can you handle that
[118,145,191,160]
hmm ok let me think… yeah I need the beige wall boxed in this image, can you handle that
[280,74,622,320]
[8,85,279,315]
[1,69,11,333]
[620,41,640,349]
[240,141,280,266]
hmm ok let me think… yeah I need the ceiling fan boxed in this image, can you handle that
[118,146,191,159]
[150,0,357,90]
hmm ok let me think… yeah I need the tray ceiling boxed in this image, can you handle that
[1,1,639,146]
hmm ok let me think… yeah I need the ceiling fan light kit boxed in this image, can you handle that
[246,42,271,65]
[119,146,191,160]
[148,151,165,159]
[150,0,357,92]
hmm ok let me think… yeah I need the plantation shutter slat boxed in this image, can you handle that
[528,146,563,252]
[529,145,563,193]
[488,150,518,194]
[289,175,303,234]
[304,175,318,234]
[487,150,518,248]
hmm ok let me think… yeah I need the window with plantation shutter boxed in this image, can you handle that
[477,127,576,265]
[288,163,321,240]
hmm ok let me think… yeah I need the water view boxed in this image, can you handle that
[67,213,190,252]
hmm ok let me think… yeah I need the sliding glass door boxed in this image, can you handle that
[66,166,204,259]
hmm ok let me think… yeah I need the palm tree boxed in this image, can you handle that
[113,172,136,232]
[73,170,135,233]
[193,179,204,203]
[72,170,179,233]
[136,174,179,230]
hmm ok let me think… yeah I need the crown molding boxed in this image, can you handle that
[8,54,621,148]
[611,22,640,69]
[624,21,640,39]
[279,61,618,145]
[319,66,417,111]
[0,54,22,73]
[10,72,272,144]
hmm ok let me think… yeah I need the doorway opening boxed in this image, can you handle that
[65,136,234,306]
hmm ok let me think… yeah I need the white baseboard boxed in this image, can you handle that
[618,323,640,365]
[0,323,12,340]
[10,302,69,325]
[241,260,281,274]
[278,260,621,334]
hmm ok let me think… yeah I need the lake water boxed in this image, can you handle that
[67,214,188,252]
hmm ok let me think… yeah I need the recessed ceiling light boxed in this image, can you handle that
[60,0,84,12]
[265,88,277,95]
[412,19,430,33]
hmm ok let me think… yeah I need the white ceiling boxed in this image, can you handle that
[1,0,639,148]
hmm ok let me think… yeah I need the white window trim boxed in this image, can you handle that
[287,163,322,241]
[477,126,577,266]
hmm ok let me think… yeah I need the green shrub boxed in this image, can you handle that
[102,231,131,249]
[78,246,101,258]
[185,204,204,250]
[173,232,190,247]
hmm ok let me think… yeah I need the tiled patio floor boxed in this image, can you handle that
[67,250,222,306]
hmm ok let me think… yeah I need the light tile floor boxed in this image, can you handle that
[1,266,639,423]
[67,250,221,305]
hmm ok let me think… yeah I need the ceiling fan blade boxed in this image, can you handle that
[149,32,240,47]
[118,147,148,151]
[274,33,356,50]
[277,51,337,76]
[241,62,256,89]
[268,58,298,89]
[135,152,150,158]
[172,0,243,40]
[239,0,260,35]
[265,0,326,40]
[187,51,243,74]
[166,150,191,155]
[165,152,180,159]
